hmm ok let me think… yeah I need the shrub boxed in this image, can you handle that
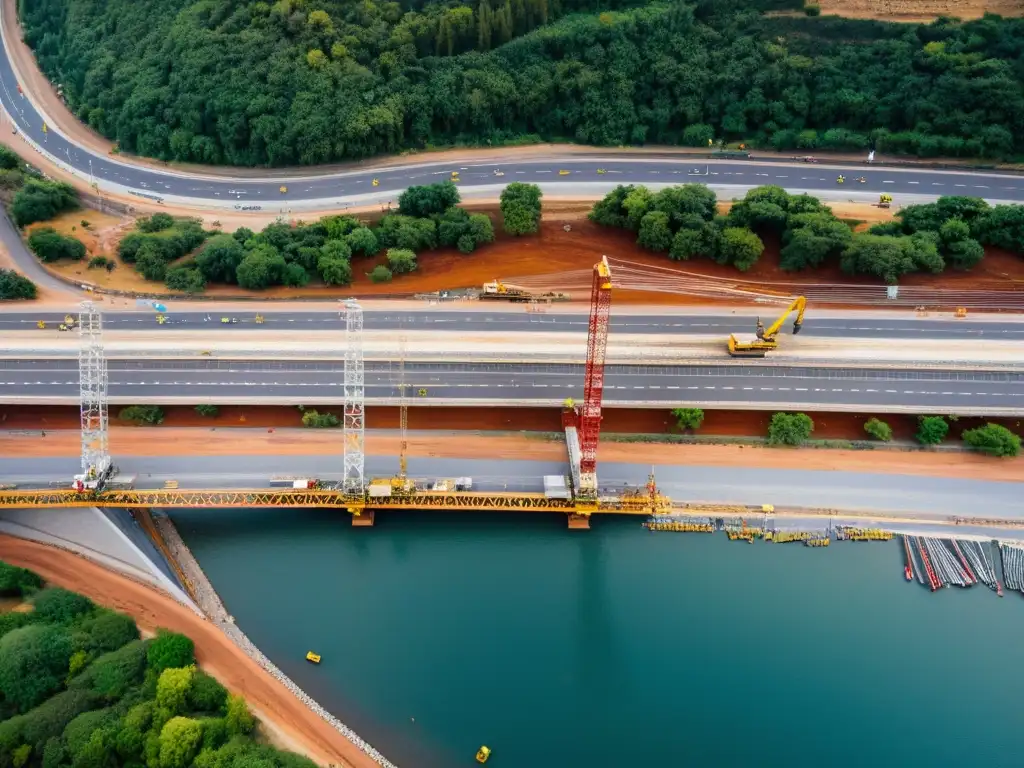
[11,179,77,227]
[27,228,86,262]
[0,560,43,596]
[188,672,227,714]
[137,213,175,233]
[118,406,164,425]
[863,418,893,442]
[397,181,460,218]
[367,265,392,283]
[87,255,108,269]
[385,248,417,274]
[224,695,254,736]
[671,407,704,431]
[300,410,339,428]
[194,405,218,417]
[0,269,37,300]
[165,267,206,293]
[63,708,116,756]
[767,412,814,446]
[0,624,74,713]
[915,416,949,446]
[158,716,203,768]
[156,666,194,715]
[69,639,148,700]
[146,631,194,674]
[345,226,379,257]
[72,610,139,655]
[962,423,1021,457]
[804,4,821,16]
[32,588,94,625]
[500,182,542,236]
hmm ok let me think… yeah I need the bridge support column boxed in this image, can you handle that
[351,509,375,527]
[568,514,591,530]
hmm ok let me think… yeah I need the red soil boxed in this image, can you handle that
[3,405,1020,443]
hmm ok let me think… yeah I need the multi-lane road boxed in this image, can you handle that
[4,309,1024,340]
[2,359,1022,413]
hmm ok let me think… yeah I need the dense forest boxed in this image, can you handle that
[18,0,1024,166]
[0,560,319,768]
[591,184,1024,282]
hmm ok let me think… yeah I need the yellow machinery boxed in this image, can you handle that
[279,185,288,194]
[372,178,379,187]
[878,193,892,208]
[305,651,321,664]
[37,320,46,329]
[475,746,491,764]
[558,169,570,175]
[728,296,807,357]
[255,314,264,324]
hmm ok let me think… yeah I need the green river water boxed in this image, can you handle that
[169,508,1024,768]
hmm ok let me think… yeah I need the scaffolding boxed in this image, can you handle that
[341,299,364,494]
[76,300,111,486]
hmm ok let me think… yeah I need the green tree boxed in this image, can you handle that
[500,183,542,236]
[224,696,254,736]
[863,418,893,442]
[118,406,164,425]
[11,180,77,227]
[195,235,245,284]
[68,640,148,700]
[27,228,86,262]
[187,672,227,714]
[376,215,436,251]
[915,416,949,446]
[767,412,814,446]
[300,410,340,428]
[717,227,764,271]
[317,255,352,287]
[637,211,673,252]
[367,265,393,283]
[397,181,460,218]
[146,631,194,674]
[345,227,378,257]
[158,717,202,768]
[236,246,286,290]
[0,269,38,300]
[0,625,73,713]
[671,408,704,431]
[0,561,43,596]
[194,405,219,417]
[165,267,206,293]
[33,589,94,625]
[386,248,417,274]
[72,610,138,655]
[156,666,194,715]
[282,262,310,287]
[962,423,1020,457]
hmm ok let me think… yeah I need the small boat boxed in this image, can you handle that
[475,746,491,764]
[904,565,913,581]
[305,651,321,664]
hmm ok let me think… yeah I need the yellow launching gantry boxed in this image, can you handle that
[727,296,807,358]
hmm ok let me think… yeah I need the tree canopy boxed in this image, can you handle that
[18,0,1024,166]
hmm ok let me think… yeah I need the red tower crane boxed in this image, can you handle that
[578,256,612,493]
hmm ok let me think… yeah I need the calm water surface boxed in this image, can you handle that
[169,509,1024,768]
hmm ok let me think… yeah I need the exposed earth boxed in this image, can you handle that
[817,0,1024,21]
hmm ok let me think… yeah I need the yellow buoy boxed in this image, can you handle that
[475,746,491,764]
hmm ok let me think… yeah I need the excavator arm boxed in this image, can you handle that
[758,296,807,341]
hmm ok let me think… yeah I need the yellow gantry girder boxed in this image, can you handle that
[0,488,665,515]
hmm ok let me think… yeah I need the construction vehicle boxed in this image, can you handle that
[836,175,845,184]
[279,185,288,194]
[878,194,892,208]
[372,178,379,187]
[727,296,807,357]
[480,280,569,303]
[558,169,570,176]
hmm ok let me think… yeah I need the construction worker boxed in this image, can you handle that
[836,175,845,184]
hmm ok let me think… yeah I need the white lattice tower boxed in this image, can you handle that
[341,300,365,493]
[77,300,111,479]
[398,331,408,480]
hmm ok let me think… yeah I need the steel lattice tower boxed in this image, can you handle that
[579,256,612,490]
[78,300,111,480]
[341,299,365,493]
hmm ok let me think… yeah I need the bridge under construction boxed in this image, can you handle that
[0,259,687,528]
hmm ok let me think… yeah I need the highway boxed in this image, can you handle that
[1,359,1022,412]
[3,309,1023,339]
[2,12,1024,209]
[3,454,1024,520]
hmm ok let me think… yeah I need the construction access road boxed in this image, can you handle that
[3,309,1023,340]
[1,359,1022,414]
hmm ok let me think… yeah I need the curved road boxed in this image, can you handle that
[1,19,1024,207]
[3,309,1023,339]
[2,359,1023,413]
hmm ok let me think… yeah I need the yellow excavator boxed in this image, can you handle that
[727,296,807,357]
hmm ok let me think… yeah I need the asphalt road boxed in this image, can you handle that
[2,33,1024,206]
[3,455,1023,519]
[2,359,1022,411]
[3,309,1023,340]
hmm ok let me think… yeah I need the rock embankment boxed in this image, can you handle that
[151,511,398,768]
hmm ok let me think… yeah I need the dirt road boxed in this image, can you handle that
[3,428,1021,483]
[0,535,383,768]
